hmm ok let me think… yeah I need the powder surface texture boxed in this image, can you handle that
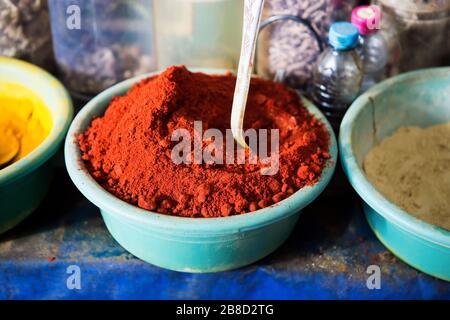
[79,66,330,217]
[364,122,450,230]
[0,81,52,168]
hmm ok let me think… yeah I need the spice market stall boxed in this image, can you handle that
[0,0,449,301]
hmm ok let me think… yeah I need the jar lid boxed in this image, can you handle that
[328,22,359,50]
[352,6,382,35]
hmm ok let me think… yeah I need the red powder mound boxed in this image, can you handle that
[78,66,330,217]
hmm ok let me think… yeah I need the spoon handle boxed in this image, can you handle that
[231,0,265,148]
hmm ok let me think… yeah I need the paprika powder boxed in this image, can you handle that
[78,66,330,217]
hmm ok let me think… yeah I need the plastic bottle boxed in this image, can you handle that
[311,22,363,131]
[352,5,389,92]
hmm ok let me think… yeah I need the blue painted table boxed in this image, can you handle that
[0,163,449,300]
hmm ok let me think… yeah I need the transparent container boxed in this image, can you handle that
[311,22,363,131]
[153,0,243,70]
[0,0,53,70]
[256,0,357,91]
[48,0,156,99]
[373,0,450,74]
[352,5,389,92]
[357,31,388,91]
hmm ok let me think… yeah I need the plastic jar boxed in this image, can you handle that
[374,0,450,74]
[256,0,357,91]
[0,0,53,70]
[153,0,243,70]
[48,0,156,99]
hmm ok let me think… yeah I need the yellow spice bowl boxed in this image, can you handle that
[0,57,73,234]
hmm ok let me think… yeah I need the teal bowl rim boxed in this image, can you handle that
[339,67,450,248]
[0,57,73,185]
[65,68,338,235]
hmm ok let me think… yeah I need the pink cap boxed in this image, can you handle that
[351,5,381,35]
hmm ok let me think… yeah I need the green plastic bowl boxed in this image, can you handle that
[0,57,73,234]
[65,69,337,272]
[340,67,450,281]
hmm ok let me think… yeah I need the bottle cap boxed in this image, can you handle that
[351,5,381,35]
[328,22,359,50]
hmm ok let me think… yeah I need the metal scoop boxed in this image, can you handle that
[231,0,265,148]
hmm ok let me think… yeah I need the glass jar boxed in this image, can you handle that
[153,0,243,70]
[0,0,53,70]
[256,0,357,91]
[374,0,450,74]
[48,0,156,99]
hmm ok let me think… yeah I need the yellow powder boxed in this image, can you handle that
[0,81,52,168]
[364,122,450,231]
